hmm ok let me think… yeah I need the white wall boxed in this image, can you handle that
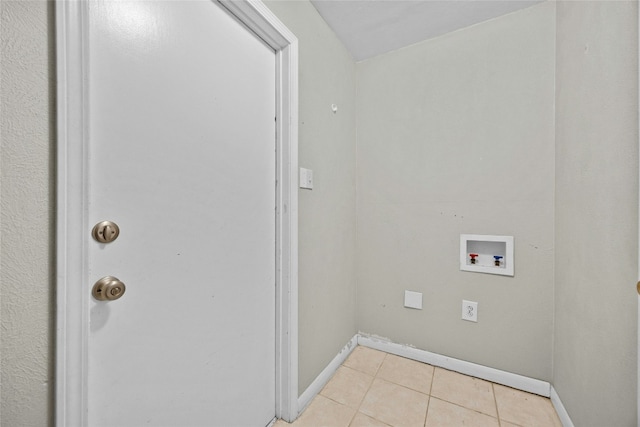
[264,1,358,395]
[554,1,638,425]
[356,2,556,381]
[1,1,56,425]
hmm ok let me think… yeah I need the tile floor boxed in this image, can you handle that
[275,346,562,427]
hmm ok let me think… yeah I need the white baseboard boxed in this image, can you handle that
[550,386,575,427]
[357,334,551,397]
[296,333,574,424]
[297,334,358,414]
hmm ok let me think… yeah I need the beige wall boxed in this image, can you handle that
[1,1,56,425]
[554,1,638,425]
[264,0,358,394]
[356,2,556,381]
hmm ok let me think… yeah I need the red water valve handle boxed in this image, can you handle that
[469,253,478,264]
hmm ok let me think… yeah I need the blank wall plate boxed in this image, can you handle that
[404,290,422,310]
[462,300,478,322]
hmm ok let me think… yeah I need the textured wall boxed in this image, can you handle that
[356,2,556,381]
[264,1,358,395]
[1,1,56,425]
[554,1,638,425]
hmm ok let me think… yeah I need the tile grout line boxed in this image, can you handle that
[372,352,387,377]
[377,354,437,396]
[361,353,391,426]
[423,365,436,427]
[430,367,504,421]
[372,355,432,427]
[493,383,502,427]
[340,347,385,426]
[347,352,388,427]
[428,395,502,422]
[316,353,375,427]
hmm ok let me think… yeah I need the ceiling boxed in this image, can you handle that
[309,0,545,61]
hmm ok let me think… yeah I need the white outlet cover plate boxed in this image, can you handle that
[462,300,478,322]
[404,290,422,310]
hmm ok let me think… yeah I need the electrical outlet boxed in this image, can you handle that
[462,300,478,322]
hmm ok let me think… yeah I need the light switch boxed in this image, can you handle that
[299,168,313,189]
[404,290,422,310]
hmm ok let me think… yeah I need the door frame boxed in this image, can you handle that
[55,1,299,424]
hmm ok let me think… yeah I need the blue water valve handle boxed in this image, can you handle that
[493,255,503,266]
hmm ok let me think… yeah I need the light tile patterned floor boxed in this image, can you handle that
[275,346,562,427]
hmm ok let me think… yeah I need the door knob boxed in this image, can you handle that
[92,276,126,301]
[92,220,120,243]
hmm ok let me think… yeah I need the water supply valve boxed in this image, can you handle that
[469,253,478,264]
[494,255,503,266]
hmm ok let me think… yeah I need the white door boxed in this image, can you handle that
[86,1,276,425]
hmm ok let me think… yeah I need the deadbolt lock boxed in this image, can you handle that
[92,220,120,243]
[92,276,126,301]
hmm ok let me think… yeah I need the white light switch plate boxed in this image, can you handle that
[299,168,313,189]
[404,290,422,310]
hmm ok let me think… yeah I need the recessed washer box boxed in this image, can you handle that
[460,234,514,276]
